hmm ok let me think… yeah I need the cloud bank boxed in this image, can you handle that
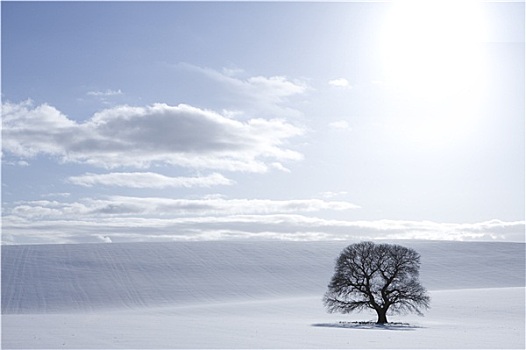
[7,197,359,219]
[2,101,303,171]
[2,196,523,245]
[68,172,233,188]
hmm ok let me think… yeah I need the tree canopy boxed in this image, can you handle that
[323,241,430,324]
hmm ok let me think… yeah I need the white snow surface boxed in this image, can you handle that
[2,240,525,349]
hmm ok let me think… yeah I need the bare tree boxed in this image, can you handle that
[323,241,430,324]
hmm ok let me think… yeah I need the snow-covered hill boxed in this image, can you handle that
[2,240,524,314]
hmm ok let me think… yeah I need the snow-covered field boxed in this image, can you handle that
[2,240,525,349]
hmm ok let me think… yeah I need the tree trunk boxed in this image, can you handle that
[376,309,388,324]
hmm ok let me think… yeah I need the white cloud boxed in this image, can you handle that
[221,67,245,77]
[96,235,113,243]
[2,160,30,167]
[328,78,351,88]
[2,100,77,157]
[2,100,303,171]
[68,172,234,188]
[247,75,306,97]
[270,162,291,173]
[180,64,307,99]
[87,89,123,97]
[42,192,71,198]
[328,120,351,130]
[177,63,308,117]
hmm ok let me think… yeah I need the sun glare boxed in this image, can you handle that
[380,0,488,97]
[378,0,489,145]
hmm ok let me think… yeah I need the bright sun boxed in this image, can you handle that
[380,0,488,97]
[378,1,490,145]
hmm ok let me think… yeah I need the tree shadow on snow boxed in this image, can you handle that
[312,321,423,331]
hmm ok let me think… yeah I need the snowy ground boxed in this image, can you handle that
[2,240,525,349]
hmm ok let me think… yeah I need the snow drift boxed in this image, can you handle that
[2,240,524,314]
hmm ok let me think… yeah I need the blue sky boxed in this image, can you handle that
[2,1,524,244]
